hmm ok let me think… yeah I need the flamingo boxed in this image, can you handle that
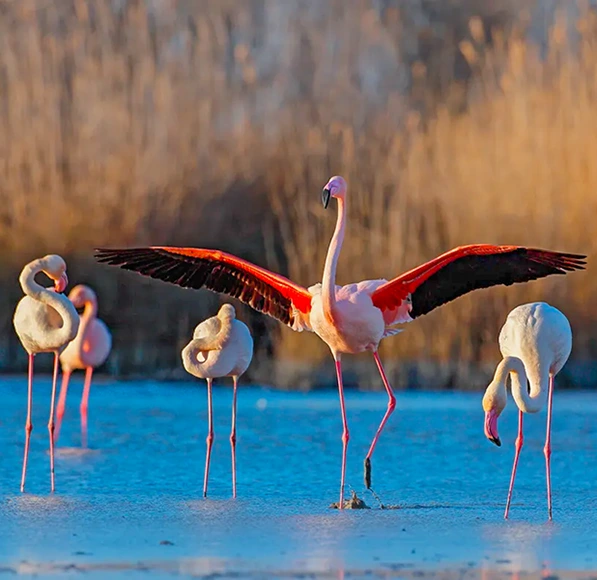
[94,175,586,508]
[13,254,79,492]
[482,302,572,520]
[54,284,112,448]
[181,303,253,498]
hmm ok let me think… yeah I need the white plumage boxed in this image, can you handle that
[182,303,253,498]
[482,302,572,520]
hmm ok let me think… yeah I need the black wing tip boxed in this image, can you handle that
[94,247,155,264]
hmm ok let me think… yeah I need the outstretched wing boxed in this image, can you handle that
[94,247,313,330]
[371,245,586,319]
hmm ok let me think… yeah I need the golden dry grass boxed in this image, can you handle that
[0,1,594,386]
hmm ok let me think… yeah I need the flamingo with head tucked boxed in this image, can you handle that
[482,302,572,520]
[95,176,586,508]
[13,254,79,492]
[181,303,253,498]
[54,284,112,448]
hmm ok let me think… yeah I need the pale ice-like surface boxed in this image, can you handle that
[0,375,596,578]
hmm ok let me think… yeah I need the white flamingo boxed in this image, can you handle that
[482,302,572,520]
[95,175,585,508]
[54,284,112,447]
[13,255,79,492]
[181,303,253,498]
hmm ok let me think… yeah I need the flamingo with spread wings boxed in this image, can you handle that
[95,176,586,508]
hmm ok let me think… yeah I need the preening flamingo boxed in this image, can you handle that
[181,303,253,498]
[54,284,112,448]
[482,302,572,520]
[95,176,586,508]
[13,255,79,492]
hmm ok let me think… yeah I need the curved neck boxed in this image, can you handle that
[79,298,98,333]
[181,341,204,374]
[493,356,549,413]
[19,262,79,345]
[322,198,346,319]
[191,317,233,352]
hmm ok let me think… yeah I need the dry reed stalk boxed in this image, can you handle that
[0,1,593,387]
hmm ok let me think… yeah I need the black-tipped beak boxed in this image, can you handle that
[322,188,331,209]
[488,436,501,447]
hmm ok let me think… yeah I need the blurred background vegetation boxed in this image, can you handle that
[0,0,595,389]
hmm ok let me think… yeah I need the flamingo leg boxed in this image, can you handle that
[544,373,554,520]
[48,352,59,492]
[363,351,396,489]
[203,378,214,498]
[20,353,34,493]
[80,367,94,448]
[54,368,72,444]
[504,410,524,519]
[334,356,350,509]
[230,376,238,498]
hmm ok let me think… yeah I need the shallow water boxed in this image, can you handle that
[0,375,596,578]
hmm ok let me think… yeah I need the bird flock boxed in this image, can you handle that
[12,176,586,520]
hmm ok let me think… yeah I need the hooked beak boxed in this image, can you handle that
[484,410,501,447]
[322,188,331,209]
[54,273,68,294]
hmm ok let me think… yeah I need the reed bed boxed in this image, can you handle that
[0,0,594,388]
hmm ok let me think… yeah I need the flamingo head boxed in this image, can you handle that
[68,284,96,309]
[40,254,68,293]
[218,303,236,321]
[482,383,506,447]
[322,175,347,209]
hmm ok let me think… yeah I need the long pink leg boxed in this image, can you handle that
[20,354,34,493]
[334,356,350,509]
[364,351,396,489]
[203,378,214,498]
[80,367,94,448]
[48,352,59,492]
[504,410,524,519]
[544,374,554,520]
[230,376,238,498]
[53,368,72,444]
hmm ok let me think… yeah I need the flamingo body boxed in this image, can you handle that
[95,176,586,508]
[60,318,111,370]
[183,310,252,379]
[499,303,571,388]
[13,254,79,492]
[14,297,71,354]
[182,304,253,498]
[308,280,409,354]
[55,284,112,447]
[482,302,572,519]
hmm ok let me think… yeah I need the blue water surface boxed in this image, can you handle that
[0,375,595,578]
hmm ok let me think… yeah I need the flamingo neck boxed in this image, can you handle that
[322,198,346,321]
[79,297,98,335]
[181,340,205,375]
[493,356,548,413]
[19,261,79,347]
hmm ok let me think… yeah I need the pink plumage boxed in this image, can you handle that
[54,284,112,448]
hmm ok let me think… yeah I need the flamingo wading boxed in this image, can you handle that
[13,255,79,492]
[182,303,253,498]
[95,176,586,508]
[482,302,572,520]
[55,284,112,447]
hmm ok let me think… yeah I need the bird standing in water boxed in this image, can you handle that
[13,254,79,492]
[95,176,585,508]
[181,304,253,498]
[482,302,572,520]
[55,284,112,447]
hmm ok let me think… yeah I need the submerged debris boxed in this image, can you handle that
[330,491,370,510]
